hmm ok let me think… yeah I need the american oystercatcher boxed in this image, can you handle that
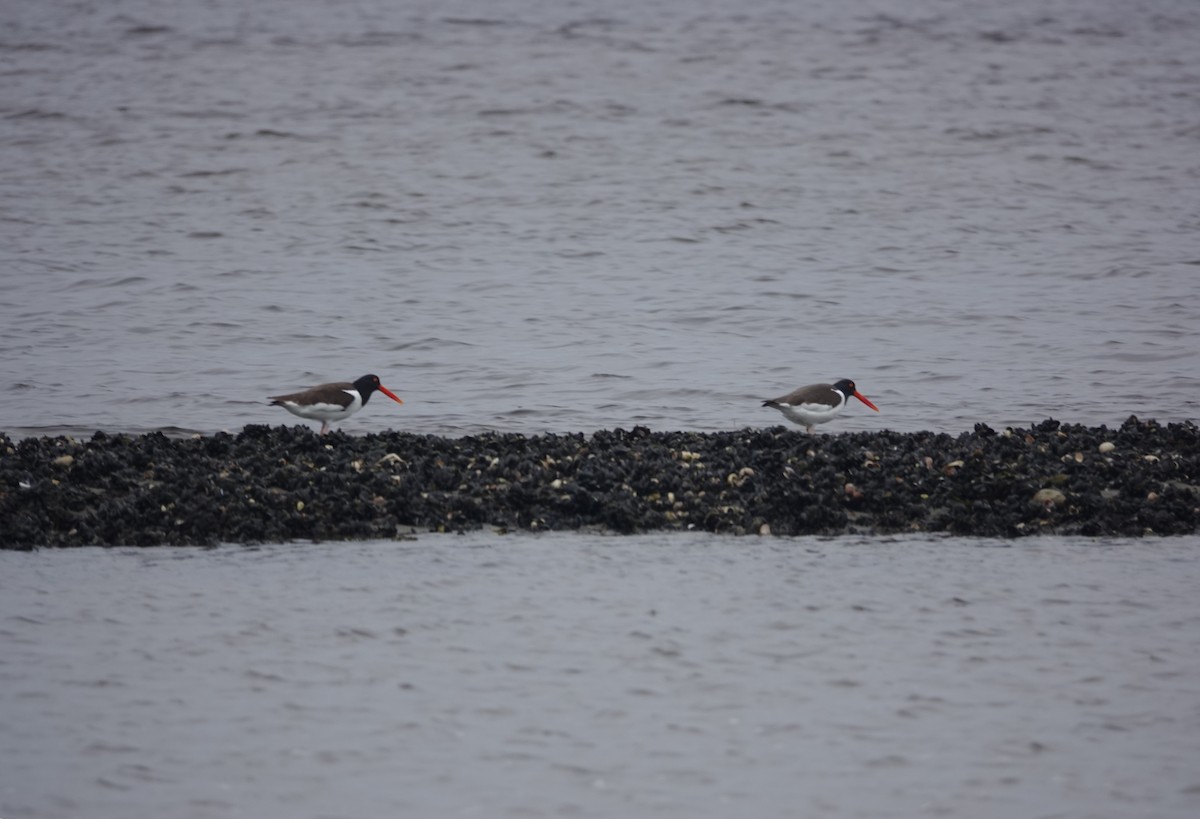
[762,378,879,432]
[269,374,403,434]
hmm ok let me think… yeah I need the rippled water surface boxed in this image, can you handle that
[3,3,1200,815]
[4,534,1200,819]
[2,0,1198,438]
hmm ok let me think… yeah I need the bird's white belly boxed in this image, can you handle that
[279,395,361,422]
[777,401,842,427]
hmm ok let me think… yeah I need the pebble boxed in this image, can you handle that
[1031,488,1067,507]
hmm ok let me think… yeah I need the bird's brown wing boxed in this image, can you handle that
[269,382,355,407]
[766,383,840,408]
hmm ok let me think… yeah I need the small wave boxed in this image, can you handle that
[389,337,476,351]
[5,108,69,119]
[68,276,148,289]
[1096,351,1195,363]
[222,129,315,141]
[177,168,246,177]
[124,25,172,37]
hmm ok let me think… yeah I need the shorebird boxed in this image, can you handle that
[269,374,403,434]
[762,378,879,432]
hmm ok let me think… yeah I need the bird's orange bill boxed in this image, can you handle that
[379,385,404,404]
[853,391,880,412]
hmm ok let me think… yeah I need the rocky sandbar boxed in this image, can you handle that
[1,417,1197,548]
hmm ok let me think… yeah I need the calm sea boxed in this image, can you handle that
[2,1,1199,817]
[1,0,1197,438]
[4,533,1200,819]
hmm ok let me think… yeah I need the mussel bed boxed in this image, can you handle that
[2,417,1197,548]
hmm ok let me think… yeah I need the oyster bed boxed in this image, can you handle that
[2,417,1197,548]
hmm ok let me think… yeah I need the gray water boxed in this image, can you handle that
[4,533,1200,819]
[4,2,1200,817]
[2,0,1198,437]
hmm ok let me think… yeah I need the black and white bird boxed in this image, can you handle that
[762,378,879,432]
[269,373,403,434]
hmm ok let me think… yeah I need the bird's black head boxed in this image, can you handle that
[833,378,879,412]
[353,374,404,407]
[353,374,383,404]
[354,374,382,394]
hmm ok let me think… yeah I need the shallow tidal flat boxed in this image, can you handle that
[1,418,1197,548]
